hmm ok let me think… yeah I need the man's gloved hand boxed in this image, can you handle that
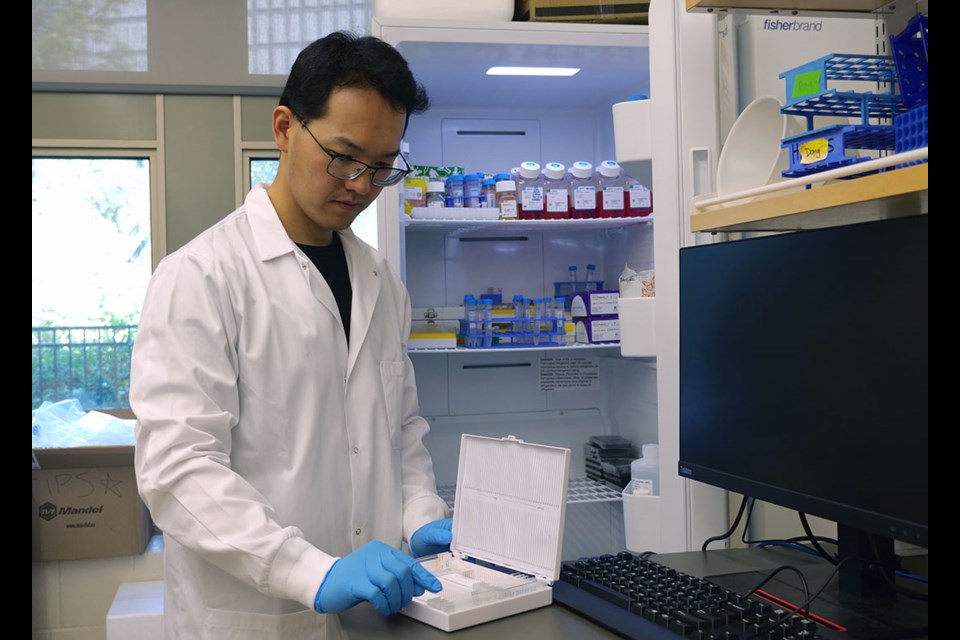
[410,518,453,558]
[314,540,442,617]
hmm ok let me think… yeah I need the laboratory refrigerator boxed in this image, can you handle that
[367,0,891,561]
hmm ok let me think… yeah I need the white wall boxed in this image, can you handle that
[33,535,164,640]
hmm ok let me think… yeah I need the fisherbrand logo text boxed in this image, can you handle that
[763,18,823,31]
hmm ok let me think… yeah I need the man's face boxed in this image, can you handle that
[278,86,407,245]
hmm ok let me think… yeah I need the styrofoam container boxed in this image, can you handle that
[374,0,514,21]
[613,97,652,165]
[618,296,655,357]
[622,485,661,554]
[106,581,164,640]
[401,434,571,632]
[716,95,805,195]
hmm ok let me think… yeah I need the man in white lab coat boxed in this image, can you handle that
[130,31,453,640]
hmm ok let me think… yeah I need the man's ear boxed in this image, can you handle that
[272,106,296,152]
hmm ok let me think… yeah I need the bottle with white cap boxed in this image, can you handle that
[425,181,445,208]
[517,161,545,220]
[542,162,570,219]
[568,160,598,219]
[495,180,518,220]
[629,443,660,496]
[597,160,626,218]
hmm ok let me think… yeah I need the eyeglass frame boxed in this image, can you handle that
[289,109,412,187]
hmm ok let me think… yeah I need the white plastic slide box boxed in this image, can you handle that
[401,434,571,632]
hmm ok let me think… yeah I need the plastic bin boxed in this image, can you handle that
[889,13,928,109]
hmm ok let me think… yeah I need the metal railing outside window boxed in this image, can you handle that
[32,325,137,410]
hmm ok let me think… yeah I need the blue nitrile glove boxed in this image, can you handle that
[314,540,442,617]
[410,518,453,558]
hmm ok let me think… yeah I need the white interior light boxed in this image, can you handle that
[486,66,580,77]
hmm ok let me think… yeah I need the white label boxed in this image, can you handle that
[571,292,619,317]
[521,186,544,211]
[577,318,619,343]
[401,185,424,201]
[573,185,596,210]
[539,355,600,391]
[499,199,518,219]
[629,478,653,495]
[602,186,624,210]
[629,184,652,208]
[545,187,569,213]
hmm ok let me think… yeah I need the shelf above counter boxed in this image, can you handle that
[685,0,894,15]
[690,163,927,233]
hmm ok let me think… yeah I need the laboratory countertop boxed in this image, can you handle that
[339,547,929,639]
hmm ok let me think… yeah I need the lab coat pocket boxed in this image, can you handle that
[379,360,406,449]
[203,606,337,640]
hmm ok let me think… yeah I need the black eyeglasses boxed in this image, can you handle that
[290,110,411,187]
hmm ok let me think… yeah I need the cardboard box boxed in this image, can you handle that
[514,0,649,24]
[33,410,152,562]
[575,315,620,344]
[569,289,619,318]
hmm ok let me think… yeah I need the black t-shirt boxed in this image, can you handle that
[297,232,352,344]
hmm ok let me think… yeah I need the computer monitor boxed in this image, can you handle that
[678,214,927,635]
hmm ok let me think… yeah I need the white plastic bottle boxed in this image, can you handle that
[568,161,598,219]
[517,161,545,220]
[425,181,445,208]
[629,443,660,496]
[597,160,626,218]
[542,162,570,219]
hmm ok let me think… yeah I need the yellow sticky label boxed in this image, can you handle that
[798,138,829,165]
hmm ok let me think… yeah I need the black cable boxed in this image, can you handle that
[745,558,850,640]
[799,512,837,565]
[702,494,751,551]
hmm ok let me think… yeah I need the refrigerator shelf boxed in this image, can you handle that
[402,215,653,236]
[408,342,620,354]
[437,476,623,510]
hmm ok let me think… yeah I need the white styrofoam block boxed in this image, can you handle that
[618,296,655,357]
[106,581,164,640]
[614,98,652,166]
[622,487,661,554]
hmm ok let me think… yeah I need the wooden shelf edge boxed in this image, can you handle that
[686,0,891,13]
[690,164,927,233]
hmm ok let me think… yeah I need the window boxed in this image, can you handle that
[244,151,379,249]
[32,153,158,410]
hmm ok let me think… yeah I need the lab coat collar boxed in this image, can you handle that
[244,183,300,263]
[243,183,383,378]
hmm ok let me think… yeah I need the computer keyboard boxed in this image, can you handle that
[552,552,838,639]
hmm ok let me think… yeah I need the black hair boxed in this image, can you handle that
[279,31,429,131]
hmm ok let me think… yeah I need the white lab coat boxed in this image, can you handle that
[130,183,448,640]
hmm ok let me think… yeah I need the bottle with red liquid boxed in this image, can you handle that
[542,162,570,219]
[517,161,545,220]
[597,160,626,218]
[568,161,597,219]
[624,171,653,218]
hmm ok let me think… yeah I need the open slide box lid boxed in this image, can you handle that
[449,434,571,583]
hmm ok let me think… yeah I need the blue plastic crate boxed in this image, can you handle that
[780,54,899,106]
[459,316,566,349]
[894,104,928,168]
[889,13,928,109]
[781,123,896,179]
[779,54,904,126]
